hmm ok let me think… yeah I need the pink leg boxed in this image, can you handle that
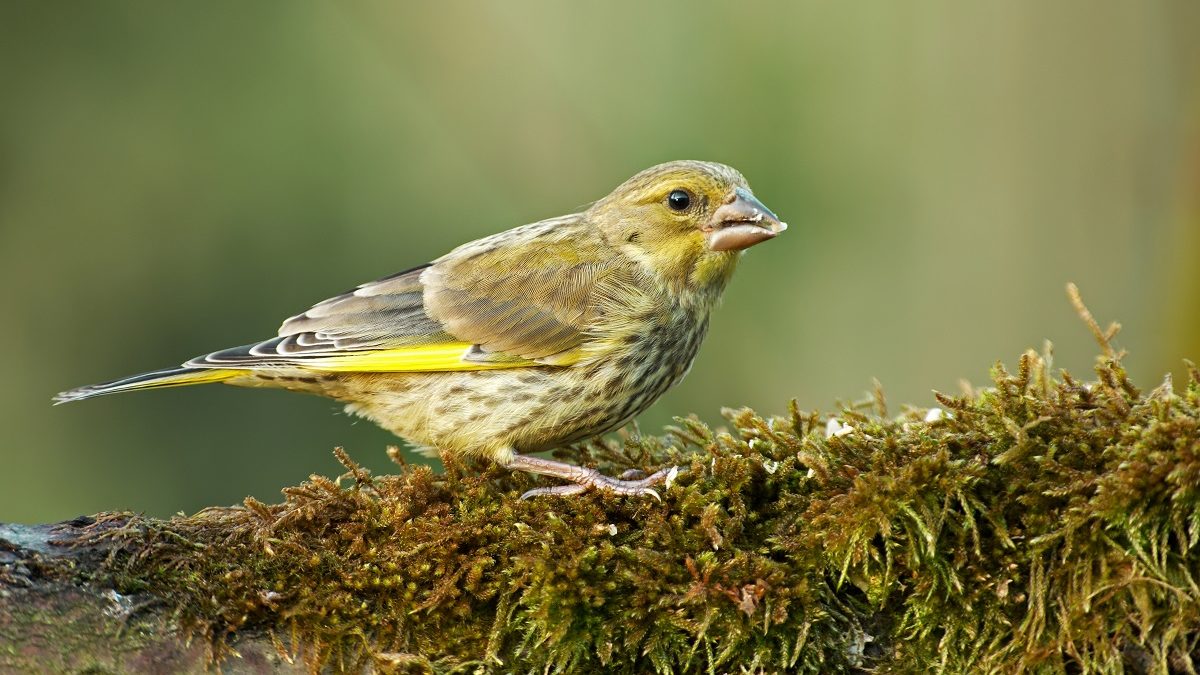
[506,454,676,500]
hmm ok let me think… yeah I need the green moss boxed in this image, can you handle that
[69,312,1200,672]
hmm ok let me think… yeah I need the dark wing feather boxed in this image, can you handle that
[275,263,451,350]
[190,264,457,368]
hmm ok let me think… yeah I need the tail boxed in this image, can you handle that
[53,367,240,405]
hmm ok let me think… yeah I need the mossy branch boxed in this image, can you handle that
[3,290,1199,674]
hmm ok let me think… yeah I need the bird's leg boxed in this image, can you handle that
[506,453,676,500]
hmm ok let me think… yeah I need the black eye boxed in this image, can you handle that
[667,189,691,211]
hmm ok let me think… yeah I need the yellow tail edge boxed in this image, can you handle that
[53,367,240,405]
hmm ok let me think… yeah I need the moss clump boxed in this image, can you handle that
[73,311,1199,673]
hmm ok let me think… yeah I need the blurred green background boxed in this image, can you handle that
[2,2,1198,523]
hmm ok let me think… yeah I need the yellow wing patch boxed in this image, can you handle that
[296,342,556,373]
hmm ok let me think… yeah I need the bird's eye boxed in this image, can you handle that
[667,189,691,211]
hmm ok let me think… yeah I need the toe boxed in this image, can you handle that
[521,483,590,500]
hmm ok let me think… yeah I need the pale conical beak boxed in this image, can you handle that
[704,187,787,252]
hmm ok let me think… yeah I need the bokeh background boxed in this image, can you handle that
[2,2,1198,523]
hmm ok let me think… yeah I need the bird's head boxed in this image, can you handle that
[588,160,787,292]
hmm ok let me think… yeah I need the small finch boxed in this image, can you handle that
[55,161,786,498]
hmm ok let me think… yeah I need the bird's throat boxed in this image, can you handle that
[688,250,740,299]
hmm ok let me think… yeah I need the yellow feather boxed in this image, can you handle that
[156,369,241,386]
[297,342,574,373]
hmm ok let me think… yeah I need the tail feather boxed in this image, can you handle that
[53,367,239,404]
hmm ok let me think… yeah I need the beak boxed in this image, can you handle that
[704,187,788,252]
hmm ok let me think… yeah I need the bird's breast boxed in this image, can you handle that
[546,302,712,441]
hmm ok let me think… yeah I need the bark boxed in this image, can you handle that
[1,520,295,674]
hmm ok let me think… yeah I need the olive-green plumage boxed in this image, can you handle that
[56,160,787,497]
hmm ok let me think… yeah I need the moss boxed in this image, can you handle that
[68,294,1199,673]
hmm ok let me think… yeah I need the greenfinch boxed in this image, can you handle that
[55,160,786,498]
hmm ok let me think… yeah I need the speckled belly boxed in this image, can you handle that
[336,310,710,460]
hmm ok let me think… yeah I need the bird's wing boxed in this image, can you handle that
[188,215,608,373]
[421,215,606,362]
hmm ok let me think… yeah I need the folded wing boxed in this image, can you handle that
[188,214,608,373]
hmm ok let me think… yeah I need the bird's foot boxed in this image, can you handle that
[506,453,678,500]
[520,467,676,500]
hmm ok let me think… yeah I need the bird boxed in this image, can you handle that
[54,160,787,498]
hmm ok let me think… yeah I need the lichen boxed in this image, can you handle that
[68,294,1199,674]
